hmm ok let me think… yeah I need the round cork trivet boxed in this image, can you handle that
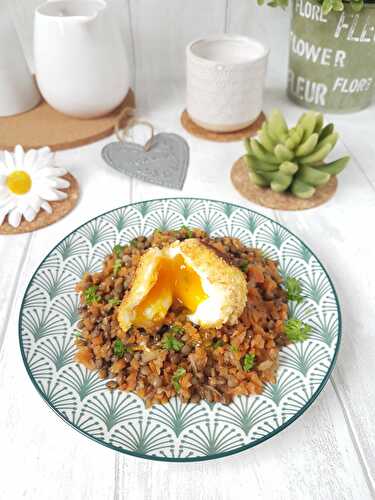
[0,173,79,235]
[231,157,338,211]
[180,110,265,142]
[0,89,135,152]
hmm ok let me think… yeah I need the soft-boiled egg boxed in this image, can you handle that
[118,238,247,332]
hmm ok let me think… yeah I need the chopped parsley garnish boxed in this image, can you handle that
[74,331,82,338]
[243,353,256,371]
[130,238,138,247]
[108,297,121,307]
[239,259,249,273]
[83,285,100,305]
[284,318,311,343]
[285,277,304,303]
[161,333,184,351]
[229,344,238,353]
[180,225,193,238]
[169,325,184,335]
[113,258,122,276]
[113,244,123,257]
[213,339,224,349]
[172,367,186,393]
[113,339,126,357]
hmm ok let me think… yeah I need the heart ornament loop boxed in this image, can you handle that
[115,107,155,152]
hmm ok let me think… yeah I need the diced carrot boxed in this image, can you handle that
[249,265,264,283]
[75,348,95,370]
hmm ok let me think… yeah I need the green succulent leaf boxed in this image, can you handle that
[322,0,334,15]
[268,109,289,142]
[270,172,293,192]
[247,155,278,173]
[297,165,331,186]
[250,139,280,164]
[298,112,319,139]
[318,132,339,150]
[248,168,269,187]
[259,123,276,153]
[244,138,252,155]
[274,144,294,162]
[319,123,335,141]
[291,178,316,199]
[295,133,319,157]
[313,113,324,133]
[299,143,333,164]
[318,156,350,175]
[279,161,299,175]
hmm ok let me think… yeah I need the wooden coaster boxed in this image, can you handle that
[180,110,265,142]
[0,89,135,152]
[231,157,338,211]
[0,173,79,235]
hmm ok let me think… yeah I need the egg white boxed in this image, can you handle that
[168,240,247,328]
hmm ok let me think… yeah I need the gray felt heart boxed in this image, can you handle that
[101,133,189,190]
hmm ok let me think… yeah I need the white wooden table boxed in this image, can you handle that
[1,1,375,498]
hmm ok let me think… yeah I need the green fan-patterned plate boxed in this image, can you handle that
[19,198,341,462]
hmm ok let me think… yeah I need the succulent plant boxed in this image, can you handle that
[244,110,350,199]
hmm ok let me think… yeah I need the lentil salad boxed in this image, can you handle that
[75,228,304,407]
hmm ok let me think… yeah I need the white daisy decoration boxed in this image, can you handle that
[0,145,70,228]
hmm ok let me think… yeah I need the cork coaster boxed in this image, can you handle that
[0,89,135,152]
[231,157,338,211]
[0,173,79,234]
[180,110,265,142]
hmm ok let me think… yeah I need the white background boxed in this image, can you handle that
[1,0,375,499]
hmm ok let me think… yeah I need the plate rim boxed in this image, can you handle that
[18,197,342,462]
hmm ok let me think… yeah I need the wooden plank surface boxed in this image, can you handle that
[1,1,375,498]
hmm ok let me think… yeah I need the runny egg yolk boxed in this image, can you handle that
[6,170,32,195]
[133,255,208,327]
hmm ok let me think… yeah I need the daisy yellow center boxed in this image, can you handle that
[6,170,32,195]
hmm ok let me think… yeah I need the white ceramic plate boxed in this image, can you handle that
[19,198,341,461]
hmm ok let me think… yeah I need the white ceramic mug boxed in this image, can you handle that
[0,1,41,117]
[186,35,269,132]
[34,0,130,119]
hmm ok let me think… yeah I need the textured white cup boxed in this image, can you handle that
[186,35,269,132]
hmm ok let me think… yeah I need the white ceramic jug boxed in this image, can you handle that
[34,0,130,118]
[0,1,41,117]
